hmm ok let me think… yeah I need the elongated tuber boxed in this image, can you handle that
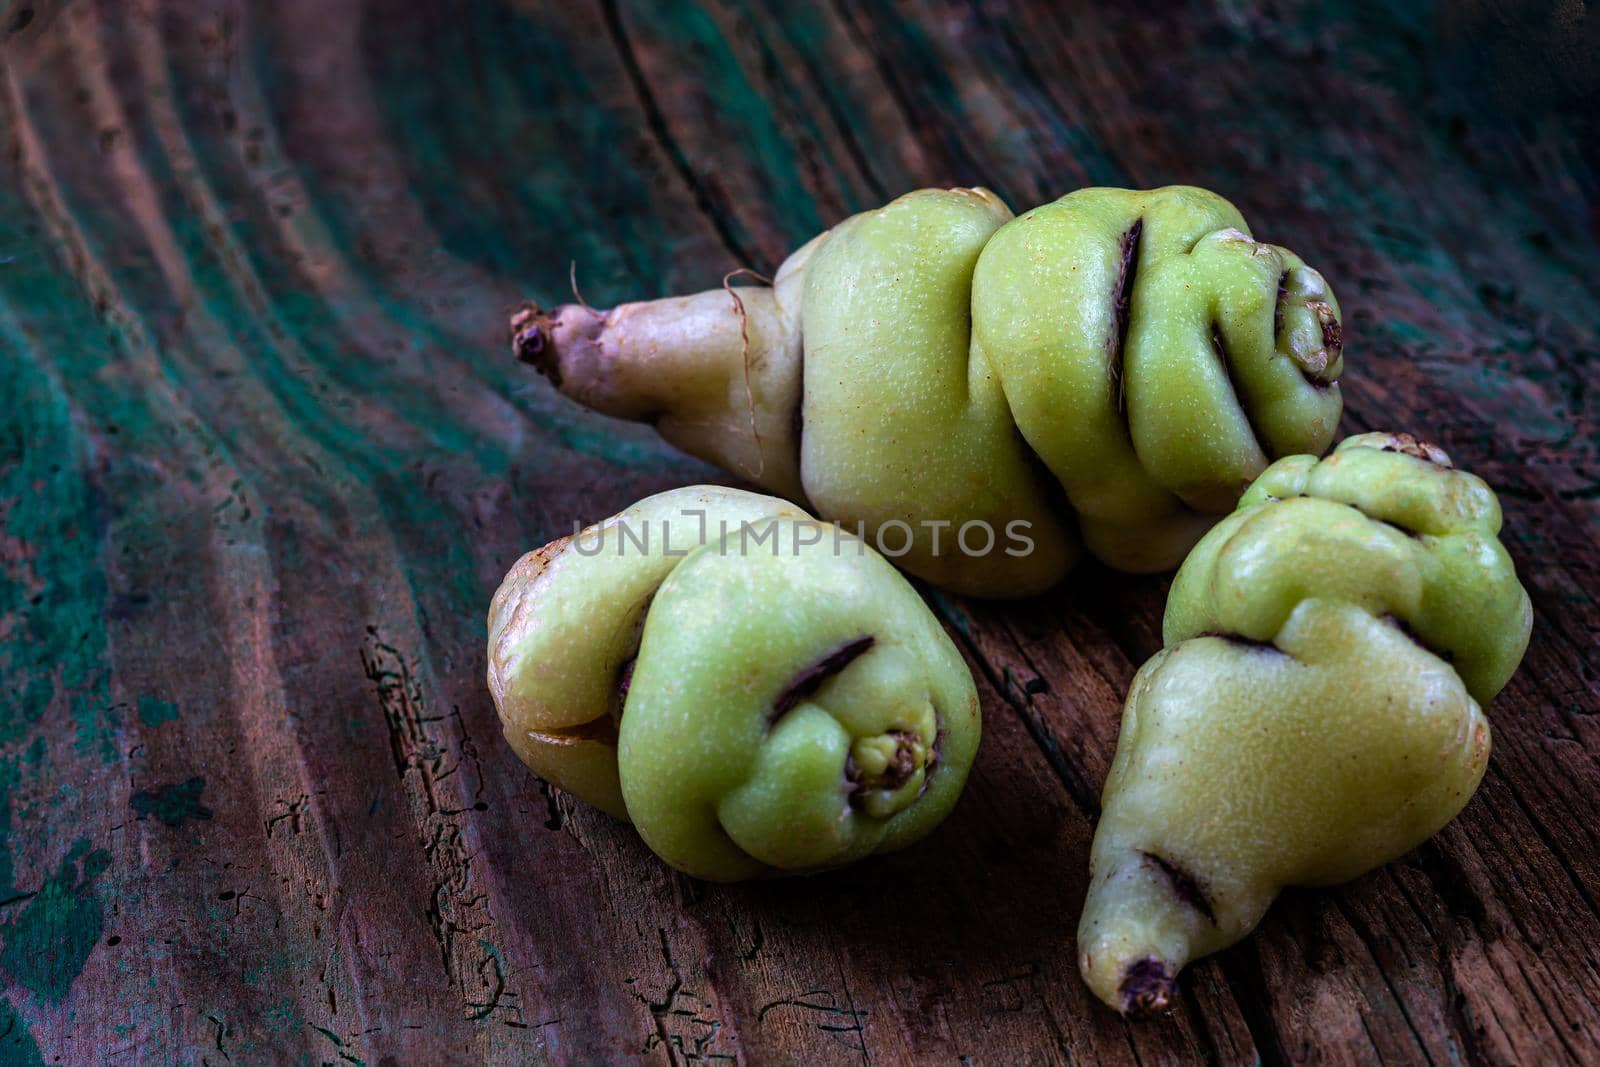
[487,486,981,881]
[512,186,1344,596]
[1078,432,1531,1016]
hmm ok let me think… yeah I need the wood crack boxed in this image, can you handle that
[597,0,760,272]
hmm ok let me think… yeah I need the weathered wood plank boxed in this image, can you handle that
[0,0,1595,1063]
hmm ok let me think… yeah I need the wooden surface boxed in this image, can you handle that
[1,0,1597,1063]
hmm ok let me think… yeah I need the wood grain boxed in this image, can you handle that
[0,0,1596,1062]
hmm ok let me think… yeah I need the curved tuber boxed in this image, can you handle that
[1078,432,1532,1015]
[509,185,1346,596]
[486,486,982,881]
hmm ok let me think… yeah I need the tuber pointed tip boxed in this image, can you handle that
[1118,957,1175,1019]
[510,302,558,380]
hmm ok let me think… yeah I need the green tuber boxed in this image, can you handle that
[486,486,981,881]
[1078,432,1532,1017]
[512,185,1344,597]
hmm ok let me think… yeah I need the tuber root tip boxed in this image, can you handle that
[1118,957,1175,1019]
[510,302,558,381]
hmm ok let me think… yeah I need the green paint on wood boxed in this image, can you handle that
[0,206,125,767]
[0,759,20,900]
[135,697,180,728]
[0,839,111,1002]
[638,0,824,243]
[0,997,46,1067]
[129,778,213,829]
[1382,319,1436,346]
[0,400,111,758]
[345,4,717,476]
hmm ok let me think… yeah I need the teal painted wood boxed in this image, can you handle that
[0,0,1595,1063]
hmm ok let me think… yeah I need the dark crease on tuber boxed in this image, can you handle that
[1141,851,1216,924]
[792,341,806,450]
[1108,218,1143,411]
[772,635,876,722]
[1382,614,1455,663]
[1204,631,1288,657]
[1274,269,1289,343]
[616,656,637,704]
[1211,322,1267,452]
[1375,515,1424,541]
[535,715,619,745]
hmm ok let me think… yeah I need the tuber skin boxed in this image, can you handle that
[512,186,1344,597]
[486,486,981,881]
[1077,432,1531,1017]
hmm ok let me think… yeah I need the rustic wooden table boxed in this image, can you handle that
[1,1,1596,1063]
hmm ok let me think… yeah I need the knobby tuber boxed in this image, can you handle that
[486,486,981,881]
[1077,432,1531,1016]
[512,186,1344,596]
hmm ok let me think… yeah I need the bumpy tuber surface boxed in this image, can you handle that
[512,186,1344,597]
[486,486,981,881]
[1077,432,1532,1017]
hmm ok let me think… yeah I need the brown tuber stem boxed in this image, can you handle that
[510,301,613,398]
[510,302,554,372]
[506,286,808,501]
